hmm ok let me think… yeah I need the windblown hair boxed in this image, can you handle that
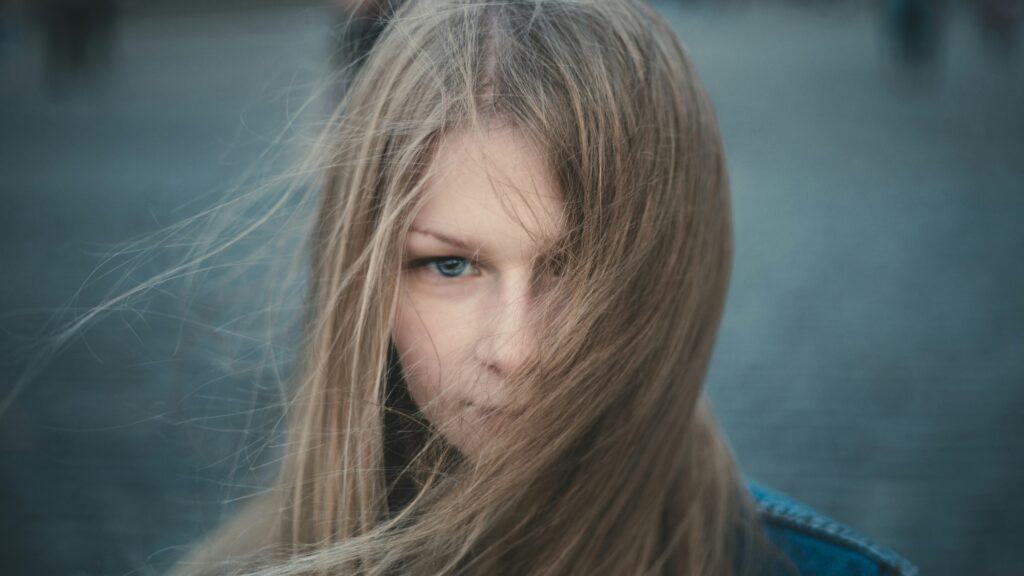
[174,0,775,574]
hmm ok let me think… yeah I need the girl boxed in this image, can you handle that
[171,0,918,574]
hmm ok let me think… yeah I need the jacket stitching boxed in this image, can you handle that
[755,499,919,576]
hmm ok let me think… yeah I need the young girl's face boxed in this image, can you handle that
[392,126,564,458]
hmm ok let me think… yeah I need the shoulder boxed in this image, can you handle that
[745,478,919,576]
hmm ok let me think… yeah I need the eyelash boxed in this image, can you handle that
[407,256,481,280]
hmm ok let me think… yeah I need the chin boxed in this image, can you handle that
[437,404,520,460]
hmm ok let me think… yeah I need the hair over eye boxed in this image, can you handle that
[409,256,479,279]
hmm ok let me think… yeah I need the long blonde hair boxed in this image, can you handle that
[174,0,774,574]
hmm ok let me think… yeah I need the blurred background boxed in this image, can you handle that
[1,0,1022,574]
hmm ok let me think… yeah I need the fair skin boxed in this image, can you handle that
[392,126,564,458]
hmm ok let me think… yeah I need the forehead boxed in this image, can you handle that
[412,127,564,256]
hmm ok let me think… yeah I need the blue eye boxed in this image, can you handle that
[414,256,477,279]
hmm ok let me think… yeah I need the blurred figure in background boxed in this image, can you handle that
[0,0,12,57]
[974,0,1022,57]
[30,0,118,95]
[327,0,404,107]
[885,0,948,68]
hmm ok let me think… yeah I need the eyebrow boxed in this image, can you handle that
[409,227,482,253]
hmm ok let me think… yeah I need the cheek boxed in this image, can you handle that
[392,291,477,411]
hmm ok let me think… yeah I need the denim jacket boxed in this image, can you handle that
[746,478,919,576]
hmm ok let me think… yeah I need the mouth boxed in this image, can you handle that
[464,402,523,422]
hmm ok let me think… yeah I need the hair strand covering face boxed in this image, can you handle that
[173,1,779,574]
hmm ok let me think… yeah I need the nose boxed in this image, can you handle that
[474,271,537,378]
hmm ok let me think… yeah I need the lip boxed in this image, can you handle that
[466,403,523,420]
